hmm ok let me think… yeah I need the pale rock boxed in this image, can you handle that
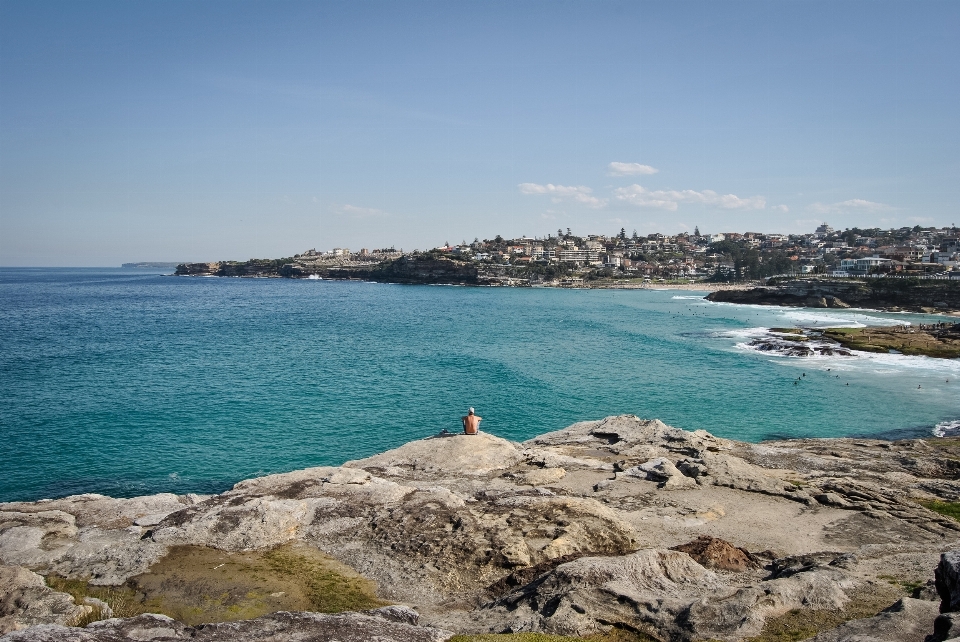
[152,496,318,552]
[937,551,960,613]
[0,610,453,641]
[627,458,696,489]
[811,597,939,642]
[0,564,86,634]
[345,432,523,476]
[516,468,566,486]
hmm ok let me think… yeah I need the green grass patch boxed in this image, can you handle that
[263,546,387,613]
[743,582,902,642]
[45,576,147,626]
[919,499,960,522]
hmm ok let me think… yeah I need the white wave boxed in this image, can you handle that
[671,295,708,300]
[934,420,960,437]
[720,326,771,340]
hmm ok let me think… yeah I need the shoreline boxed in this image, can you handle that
[3,415,960,641]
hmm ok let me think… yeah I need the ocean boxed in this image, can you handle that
[1,267,958,503]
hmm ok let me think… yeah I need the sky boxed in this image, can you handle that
[1,0,958,266]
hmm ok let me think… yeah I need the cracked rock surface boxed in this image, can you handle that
[3,415,960,641]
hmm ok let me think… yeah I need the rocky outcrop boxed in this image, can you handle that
[0,565,86,633]
[707,278,960,313]
[4,415,960,641]
[671,535,757,571]
[810,597,941,642]
[0,608,451,641]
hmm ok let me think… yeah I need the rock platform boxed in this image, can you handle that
[4,415,960,641]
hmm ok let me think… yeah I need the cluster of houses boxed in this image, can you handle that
[298,223,960,281]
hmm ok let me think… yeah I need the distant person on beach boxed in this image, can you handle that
[462,407,482,435]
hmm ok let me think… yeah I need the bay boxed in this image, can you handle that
[1,267,958,503]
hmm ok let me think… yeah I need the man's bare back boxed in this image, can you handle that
[462,407,482,434]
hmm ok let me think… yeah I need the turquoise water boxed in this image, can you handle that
[1,268,958,503]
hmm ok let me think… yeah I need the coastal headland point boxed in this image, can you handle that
[4,415,960,641]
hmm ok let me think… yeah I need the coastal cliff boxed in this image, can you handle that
[4,416,960,641]
[175,255,505,286]
[707,278,960,313]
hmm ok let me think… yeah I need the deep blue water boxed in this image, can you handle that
[1,268,958,503]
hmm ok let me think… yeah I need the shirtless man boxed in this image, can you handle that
[461,407,482,435]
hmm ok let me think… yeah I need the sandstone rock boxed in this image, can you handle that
[152,496,321,552]
[809,597,938,642]
[479,547,851,640]
[514,468,566,486]
[486,548,726,637]
[345,432,523,476]
[932,612,960,642]
[625,458,696,489]
[677,458,708,478]
[0,565,86,634]
[0,609,453,641]
[937,551,960,613]
[6,415,960,642]
[816,492,852,508]
[670,536,756,571]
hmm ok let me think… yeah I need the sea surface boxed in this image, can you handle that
[2,268,958,503]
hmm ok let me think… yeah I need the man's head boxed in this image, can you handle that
[468,407,475,415]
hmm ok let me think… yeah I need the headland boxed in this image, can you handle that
[5,415,960,641]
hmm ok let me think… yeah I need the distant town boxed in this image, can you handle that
[174,223,960,285]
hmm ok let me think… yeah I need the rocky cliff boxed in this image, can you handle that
[4,416,960,641]
[707,278,960,313]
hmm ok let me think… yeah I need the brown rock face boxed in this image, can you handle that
[671,535,756,572]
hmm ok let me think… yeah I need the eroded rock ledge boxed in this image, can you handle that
[3,415,960,641]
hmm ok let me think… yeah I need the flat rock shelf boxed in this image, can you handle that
[4,415,960,641]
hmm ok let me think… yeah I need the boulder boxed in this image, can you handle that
[809,597,939,642]
[625,458,696,489]
[345,432,523,477]
[480,548,852,640]
[937,551,960,613]
[670,536,756,572]
[0,565,86,633]
[933,612,960,642]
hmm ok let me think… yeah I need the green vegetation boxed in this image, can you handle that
[822,326,960,358]
[918,499,960,522]
[742,582,902,642]
[45,576,146,627]
[878,574,925,594]
[48,543,387,627]
[263,545,386,613]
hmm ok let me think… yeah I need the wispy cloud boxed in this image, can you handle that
[808,199,890,214]
[608,162,659,176]
[772,204,790,213]
[613,184,766,211]
[518,183,606,207]
[334,204,388,218]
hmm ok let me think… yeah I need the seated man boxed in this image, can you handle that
[461,407,482,435]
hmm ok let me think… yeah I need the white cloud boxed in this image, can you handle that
[608,162,659,176]
[772,204,789,213]
[613,184,766,211]
[808,199,890,214]
[518,183,606,207]
[335,204,388,218]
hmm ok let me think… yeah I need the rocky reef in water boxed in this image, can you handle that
[707,278,960,313]
[5,416,960,641]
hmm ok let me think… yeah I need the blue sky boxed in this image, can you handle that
[1,0,958,265]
